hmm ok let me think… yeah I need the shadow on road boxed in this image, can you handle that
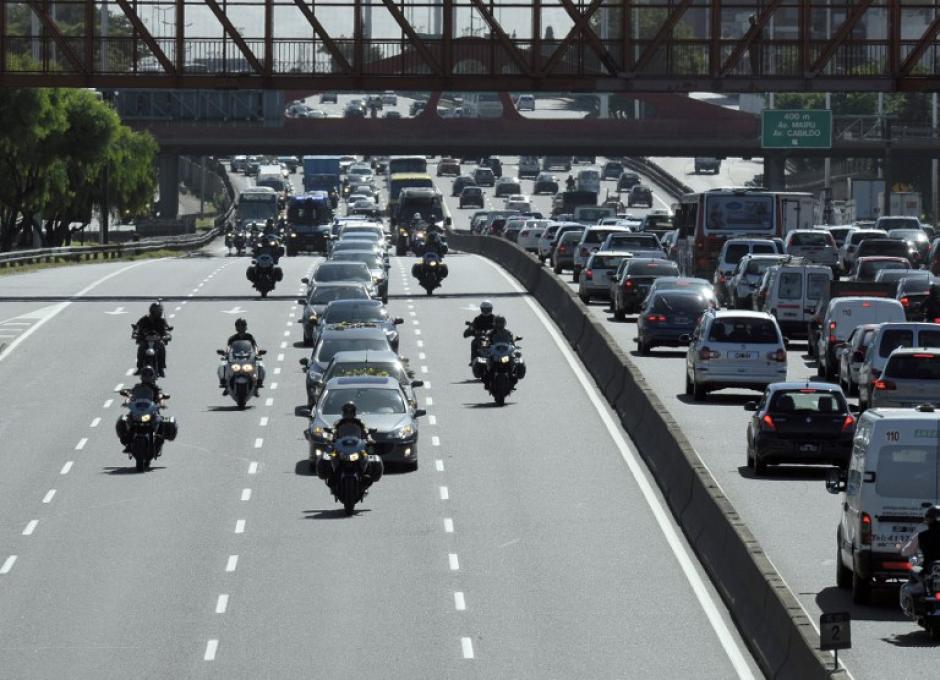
[103,465,166,475]
[207,404,254,413]
[633,350,685,359]
[676,393,754,407]
[294,459,316,477]
[737,464,831,481]
[815,586,909,623]
[303,508,371,520]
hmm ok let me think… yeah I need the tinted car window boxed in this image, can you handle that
[885,353,940,379]
[584,229,622,244]
[309,286,369,304]
[707,317,779,343]
[610,235,660,249]
[724,244,750,264]
[626,260,678,276]
[651,293,710,314]
[770,390,846,412]
[591,255,627,269]
[753,243,778,254]
[790,232,830,246]
[316,338,389,362]
[878,330,914,357]
[315,264,370,281]
[322,388,405,415]
[745,258,782,275]
[323,304,386,324]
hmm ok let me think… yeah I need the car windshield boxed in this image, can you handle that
[327,362,406,383]
[769,390,846,412]
[316,338,389,362]
[885,353,940,379]
[708,317,779,343]
[745,258,783,275]
[315,264,370,282]
[899,277,933,293]
[341,228,382,238]
[876,446,939,500]
[651,293,710,314]
[229,340,255,359]
[790,232,830,246]
[321,388,406,415]
[309,286,369,304]
[324,304,385,324]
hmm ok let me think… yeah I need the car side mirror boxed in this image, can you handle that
[162,394,171,400]
[825,468,848,494]
[414,409,427,417]
[411,379,424,388]
[744,401,758,411]
[301,277,309,284]
[445,217,452,227]
[299,358,309,367]
[216,349,226,356]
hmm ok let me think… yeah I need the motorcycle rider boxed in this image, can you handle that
[487,314,516,345]
[900,506,940,611]
[333,401,370,440]
[424,230,448,257]
[133,301,171,377]
[116,366,166,453]
[219,318,265,395]
[565,175,576,191]
[463,300,495,364]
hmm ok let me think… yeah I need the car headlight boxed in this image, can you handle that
[500,356,510,364]
[141,414,152,423]
[231,364,242,372]
[348,452,361,462]
[396,424,414,439]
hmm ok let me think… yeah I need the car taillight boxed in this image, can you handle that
[646,314,667,322]
[761,414,776,431]
[585,269,593,280]
[900,296,910,307]
[559,245,567,254]
[873,379,896,391]
[698,346,719,360]
[767,349,787,362]
[828,321,837,344]
[624,280,633,289]
[861,512,872,545]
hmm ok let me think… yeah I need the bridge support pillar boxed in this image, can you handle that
[763,152,786,190]
[158,154,180,218]
[598,93,610,119]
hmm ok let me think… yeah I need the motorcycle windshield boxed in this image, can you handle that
[229,340,255,361]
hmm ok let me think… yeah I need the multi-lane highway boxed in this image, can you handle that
[429,154,934,680]
[0,163,763,678]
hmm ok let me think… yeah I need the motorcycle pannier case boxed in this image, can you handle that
[316,454,332,480]
[411,262,421,278]
[367,454,384,482]
[274,266,284,282]
[159,417,178,441]
[246,265,256,281]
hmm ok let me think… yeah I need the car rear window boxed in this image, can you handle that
[651,293,710,314]
[885,353,940,379]
[591,255,626,269]
[753,243,779,254]
[770,390,846,412]
[778,272,802,300]
[745,258,782,275]
[611,235,660,249]
[707,317,779,343]
[808,273,830,299]
[875,446,939,500]
[861,260,909,278]
[316,338,389,362]
[860,241,910,257]
[627,260,679,276]
[790,232,831,247]
[723,244,750,264]
[878,330,914,358]
[584,229,621,244]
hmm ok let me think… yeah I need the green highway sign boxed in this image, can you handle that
[761,109,832,149]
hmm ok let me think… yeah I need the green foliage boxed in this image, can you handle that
[0,87,157,250]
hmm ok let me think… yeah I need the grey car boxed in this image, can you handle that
[551,228,585,274]
[300,324,396,406]
[869,347,940,409]
[297,283,372,346]
[327,250,389,303]
[315,350,423,410]
[305,261,377,298]
[578,251,634,303]
[309,299,403,354]
[307,376,425,470]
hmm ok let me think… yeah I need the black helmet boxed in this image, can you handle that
[342,402,357,418]
[265,219,275,230]
[480,300,493,315]
[149,301,163,319]
[493,315,507,329]
[140,366,156,383]
[235,318,247,332]
[926,506,940,524]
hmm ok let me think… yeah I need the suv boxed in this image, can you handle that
[551,228,585,274]
[472,167,495,187]
[494,176,521,198]
[714,239,781,305]
[518,156,541,178]
[854,238,916,266]
[543,156,571,172]
[534,173,559,195]
[627,184,653,207]
[869,348,940,409]
[578,251,634,303]
[685,310,787,401]
[571,226,631,282]
[694,157,720,174]
[602,161,624,180]
[452,175,475,196]
[459,186,484,209]
[617,172,640,192]
[840,228,887,272]
[728,254,788,309]
[816,297,906,380]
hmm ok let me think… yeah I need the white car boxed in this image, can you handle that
[857,322,940,409]
[685,310,788,401]
[839,228,887,272]
[517,219,551,253]
[505,195,531,212]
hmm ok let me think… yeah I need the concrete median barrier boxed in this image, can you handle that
[449,232,846,680]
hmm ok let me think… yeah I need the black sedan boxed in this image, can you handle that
[744,382,856,475]
[452,175,475,197]
[533,173,559,195]
[297,282,372,346]
[635,290,711,355]
[309,300,403,353]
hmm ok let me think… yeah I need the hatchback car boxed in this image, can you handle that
[636,290,713,354]
[744,382,855,474]
[857,322,940,409]
[494,176,522,198]
[297,283,372,346]
[459,186,484,209]
[533,173,559,195]
[578,251,633,303]
[685,310,788,401]
[572,226,631,282]
[894,273,935,319]
[518,156,541,178]
[452,175,475,196]
[627,184,653,208]
[641,277,716,309]
[551,229,585,274]
[472,167,495,187]
[612,258,681,319]
[869,348,940,409]
[517,219,550,253]
[307,376,424,470]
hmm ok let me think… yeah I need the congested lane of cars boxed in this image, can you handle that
[432,156,940,678]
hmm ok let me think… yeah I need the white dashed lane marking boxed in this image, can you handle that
[234,519,246,534]
[90,417,101,428]
[75,438,87,451]
[42,489,56,504]
[102,399,113,409]
[60,461,73,475]
[461,638,474,659]
[439,486,449,501]
[454,592,466,611]
[449,553,459,570]
[241,488,252,501]
[444,518,454,533]
[216,594,229,614]
[226,555,238,572]
[22,520,38,536]
[0,555,16,574]
[204,640,218,661]
[248,462,259,474]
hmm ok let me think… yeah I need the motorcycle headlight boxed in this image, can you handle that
[141,414,152,423]
[429,261,437,267]
[396,424,414,439]
[399,229,408,236]
[500,356,510,364]
[231,364,242,372]
[291,232,297,237]
[242,364,254,373]
[348,452,361,462]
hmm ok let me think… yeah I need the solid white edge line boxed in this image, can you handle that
[0,555,17,574]
[204,639,219,661]
[482,255,756,680]
[461,637,474,659]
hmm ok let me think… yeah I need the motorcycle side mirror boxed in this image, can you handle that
[216,349,226,356]
[118,389,130,397]
[414,409,427,418]
[825,467,848,494]
[411,379,424,388]
[515,336,523,342]
[445,217,452,227]
[297,298,307,305]
[301,277,309,284]
[303,429,311,441]
[257,349,267,356]
[394,317,404,325]
[743,401,758,411]
[299,358,309,367]
[162,394,171,400]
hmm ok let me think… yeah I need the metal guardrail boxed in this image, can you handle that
[621,157,692,201]
[0,228,220,268]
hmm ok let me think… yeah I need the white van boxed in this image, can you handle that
[827,404,940,603]
[858,322,940,408]
[765,262,833,337]
[817,297,906,380]
[576,168,601,195]
[256,164,288,193]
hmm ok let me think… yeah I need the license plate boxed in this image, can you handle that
[731,351,756,360]
[675,317,690,324]
[800,443,820,453]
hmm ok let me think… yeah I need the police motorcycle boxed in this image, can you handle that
[309,425,384,516]
[132,325,171,376]
[899,552,940,640]
[411,251,448,296]
[115,383,177,472]
[482,338,526,406]
[232,229,249,256]
[216,340,266,409]
[246,234,284,298]
[464,322,491,380]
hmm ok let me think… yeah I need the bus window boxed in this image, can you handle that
[704,194,773,233]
